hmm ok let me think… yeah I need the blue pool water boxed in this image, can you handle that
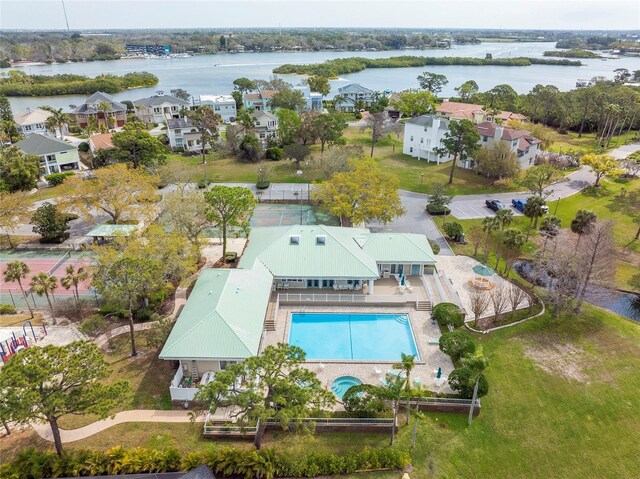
[289,313,420,361]
[331,376,363,400]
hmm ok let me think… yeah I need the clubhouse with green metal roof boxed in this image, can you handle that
[160,225,437,402]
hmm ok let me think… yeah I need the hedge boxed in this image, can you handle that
[1,446,411,479]
[44,171,74,186]
[0,304,17,315]
[426,204,451,215]
[432,302,464,328]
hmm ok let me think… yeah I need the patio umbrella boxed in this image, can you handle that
[473,264,495,276]
[436,367,442,379]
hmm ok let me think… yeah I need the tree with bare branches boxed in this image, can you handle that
[507,283,528,317]
[469,288,491,326]
[489,283,509,325]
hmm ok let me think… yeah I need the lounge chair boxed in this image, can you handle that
[428,337,440,345]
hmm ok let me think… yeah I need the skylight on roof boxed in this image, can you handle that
[316,235,326,245]
[289,235,300,245]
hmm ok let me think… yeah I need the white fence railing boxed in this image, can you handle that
[278,293,417,304]
[421,274,434,304]
[409,397,481,407]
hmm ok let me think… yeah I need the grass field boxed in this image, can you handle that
[3,304,639,478]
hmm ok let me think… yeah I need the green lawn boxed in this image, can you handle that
[5,304,639,478]
[547,128,638,155]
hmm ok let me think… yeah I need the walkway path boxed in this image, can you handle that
[32,410,205,444]
[608,142,640,160]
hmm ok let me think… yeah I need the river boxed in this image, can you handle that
[4,42,640,112]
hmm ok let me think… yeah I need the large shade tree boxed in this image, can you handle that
[204,186,258,258]
[187,106,221,164]
[196,344,335,449]
[434,119,481,185]
[389,89,437,118]
[0,146,40,192]
[314,157,405,226]
[0,341,129,455]
[112,121,167,169]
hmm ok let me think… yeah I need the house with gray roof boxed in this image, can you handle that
[402,114,452,162]
[133,92,191,125]
[13,107,56,137]
[166,117,207,153]
[335,83,374,112]
[159,224,436,401]
[15,133,80,175]
[250,110,278,146]
[73,91,127,129]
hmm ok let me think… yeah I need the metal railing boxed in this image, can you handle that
[408,397,481,407]
[277,293,417,304]
[421,274,434,304]
[203,423,259,435]
[265,417,394,425]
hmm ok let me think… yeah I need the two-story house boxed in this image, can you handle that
[403,115,541,170]
[402,115,452,163]
[15,133,80,175]
[73,92,127,129]
[294,85,324,111]
[243,90,278,111]
[13,108,59,137]
[194,95,237,122]
[334,83,374,112]
[133,93,190,125]
[475,122,540,169]
[251,111,278,146]
[166,118,204,153]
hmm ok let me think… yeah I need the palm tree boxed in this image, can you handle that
[393,352,416,425]
[60,265,89,311]
[96,100,113,129]
[30,272,58,325]
[495,209,514,231]
[41,106,69,139]
[570,210,597,246]
[462,352,489,426]
[3,261,34,318]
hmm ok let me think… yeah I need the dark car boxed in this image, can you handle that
[485,199,505,212]
[511,198,549,214]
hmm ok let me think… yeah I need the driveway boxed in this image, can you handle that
[608,143,640,160]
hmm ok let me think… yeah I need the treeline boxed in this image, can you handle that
[273,56,582,77]
[543,49,602,59]
[2,446,410,479]
[556,35,640,53]
[0,71,158,96]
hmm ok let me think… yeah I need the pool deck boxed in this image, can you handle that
[264,291,455,397]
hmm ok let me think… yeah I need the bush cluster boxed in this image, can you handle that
[0,304,17,315]
[432,302,464,329]
[44,171,74,186]
[266,147,284,161]
[426,204,451,215]
[2,446,411,479]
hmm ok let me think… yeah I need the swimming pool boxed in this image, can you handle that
[288,312,420,361]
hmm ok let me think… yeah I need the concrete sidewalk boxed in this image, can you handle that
[32,410,205,443]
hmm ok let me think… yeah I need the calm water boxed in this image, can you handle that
[288,312,419,361]
[6,42,640,112]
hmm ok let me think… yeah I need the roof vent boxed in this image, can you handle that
[316,235,326,245]
[289,235,300,245]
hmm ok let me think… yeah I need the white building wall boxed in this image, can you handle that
[402,119,452,163]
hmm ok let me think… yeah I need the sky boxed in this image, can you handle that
[1,0,639,31]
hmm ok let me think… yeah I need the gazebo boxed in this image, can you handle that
[86,224,138,244]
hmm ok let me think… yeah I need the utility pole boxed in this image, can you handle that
[61,0,71,32]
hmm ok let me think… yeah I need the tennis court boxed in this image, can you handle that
[1,250,95,308]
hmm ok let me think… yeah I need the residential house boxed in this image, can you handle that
[15,133,80,175]
[73,92,127,129]
[384,92,401,120]
[243,90,278,111]
[475,121,540,169]
[159,225,436,401]
[133,93,190,125]
[294,85,323,111]
[334,83,374,112]
[437,101,527,124]
[194,95,237,122]
[166,117,205,153]
[403,114,541,169]
[402,115,451,163]
[13,108,58,137]
[251,110,278,146]
[88,133,114,153]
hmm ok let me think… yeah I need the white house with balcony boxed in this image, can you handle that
[13,108,59,137]
[133,93,190,125]
[334,83,374,112]
[250,110,278,146]
[166,117,206,153]
[15,133,80,175]
[194,95,237,122]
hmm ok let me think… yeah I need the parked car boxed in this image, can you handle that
[485,199,506,212]
[511,198,549,214]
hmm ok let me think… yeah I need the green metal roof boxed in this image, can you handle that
[86,224,138,237]
[361,233,436,264]
[159,263,273,360]
[239,225,380,279]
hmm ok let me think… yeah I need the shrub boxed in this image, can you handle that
[197,179,213,189]
[439,330,476,360]
[342,384,389,417]
[31,202,70,243]
[443,222,463,241]
[428,239,440,255]
[432,302,464,328]
[0,304,17,315]
[224,251,238,263]
[44,171,74,186]
[78,142,90,153]
[426,204,451,215]
[77,314,107,337]
[61,212,79,222]
[0,446,410,479]
[448,367,489,398]
[266,147,284,161]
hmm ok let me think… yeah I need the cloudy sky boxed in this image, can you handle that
[1,0,639,30]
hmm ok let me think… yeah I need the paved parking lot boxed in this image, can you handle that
[449,197,526,220]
